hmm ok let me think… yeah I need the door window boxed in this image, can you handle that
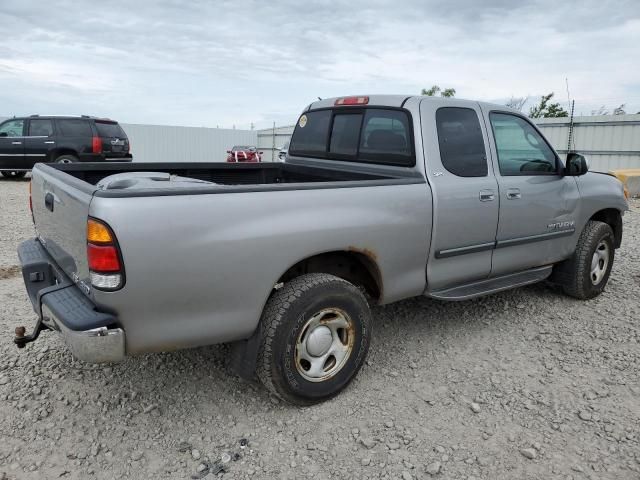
[28,119,54,137]
[435,108,487,177]
[0,119,25,137]
[489,113,557,175]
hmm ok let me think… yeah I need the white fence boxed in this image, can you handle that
[120,123,256,163]
[535,115,640,171]
[257,124,295,162]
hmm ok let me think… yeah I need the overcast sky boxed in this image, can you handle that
[1,0,639,129]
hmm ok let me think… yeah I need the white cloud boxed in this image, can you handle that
[0,0,639,127]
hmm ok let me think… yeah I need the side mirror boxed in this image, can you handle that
[258,151,264,155]
[0,132,7,137]
[565,152,589,176]
[226,150,231,154]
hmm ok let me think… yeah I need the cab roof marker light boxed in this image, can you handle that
[335,96,369,106]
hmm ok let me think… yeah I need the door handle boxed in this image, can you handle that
[11,141,22,145]
[479,190,495,202]
[45,192,55,212]
[507,188,522,200]
[44,141,55,144]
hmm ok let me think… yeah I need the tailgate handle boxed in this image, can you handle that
[44,192,54,212]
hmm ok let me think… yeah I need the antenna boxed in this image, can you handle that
[567,99,575,154]
[565,77,571,106]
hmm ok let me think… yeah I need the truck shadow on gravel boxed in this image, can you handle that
[66,282,570,410]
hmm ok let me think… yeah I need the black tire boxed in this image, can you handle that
[55,154,78,164]
[257,273,372,405]
[552,220,615,300]
[1,171,27,178]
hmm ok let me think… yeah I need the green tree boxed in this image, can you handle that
[421,85,456,97]
[528,93,568,118]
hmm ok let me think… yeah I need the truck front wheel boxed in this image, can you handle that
[552,220,615,300]
[257,273,372,405]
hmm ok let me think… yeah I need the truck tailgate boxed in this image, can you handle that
[31,164,95,294]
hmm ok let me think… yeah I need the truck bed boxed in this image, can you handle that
[50,161,423,198]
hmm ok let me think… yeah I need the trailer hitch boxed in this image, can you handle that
[14,316,47,348]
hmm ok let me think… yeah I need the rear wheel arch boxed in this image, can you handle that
[276,250,383,303]
[48,148,78,163]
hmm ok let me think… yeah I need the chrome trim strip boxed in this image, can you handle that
[0,153,46,157]
[436,228,576,258]
[497,228,575,248]
[436,241,495,259]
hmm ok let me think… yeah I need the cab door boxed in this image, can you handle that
[24,118,56,168]
[482,109,580,276]
[0,119,26,169]
[421,100,500,291]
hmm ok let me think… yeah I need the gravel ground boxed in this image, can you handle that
[1,176,639,480]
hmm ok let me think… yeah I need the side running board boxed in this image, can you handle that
[426,265,553,301]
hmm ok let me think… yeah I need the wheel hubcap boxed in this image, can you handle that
[58,159,72,164]
[295,308,355,382]
[590,240,610,285]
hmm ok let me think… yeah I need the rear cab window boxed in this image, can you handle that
[95,121,126,138]
[289,107,415,167]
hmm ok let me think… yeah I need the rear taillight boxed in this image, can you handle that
[87,218,124,290]
[92,136,102,154]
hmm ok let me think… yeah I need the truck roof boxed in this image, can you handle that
[306,95,516,113]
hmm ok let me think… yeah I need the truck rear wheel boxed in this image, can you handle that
[257,273,372,405]
[552,220,615,300]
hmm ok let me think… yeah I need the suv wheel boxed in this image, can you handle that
[552,220,615,300]
[55,155,78,164]
[257,273,372,405]
[1,171,27,179]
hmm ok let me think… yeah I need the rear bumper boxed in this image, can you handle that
[18,238,125,363]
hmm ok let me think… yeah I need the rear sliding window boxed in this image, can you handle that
[289,108,414,166]
[57,119,92,137]
[95,121,126,138]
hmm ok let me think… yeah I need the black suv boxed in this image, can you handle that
[0,115,132,178]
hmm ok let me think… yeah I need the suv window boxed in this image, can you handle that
[0,119,25,137]
[28,119,54,137]
[57,119,92,137]
[95,121,126,138]
[435,108,487,177]
[289,108,414,166]
[489,113,557,175]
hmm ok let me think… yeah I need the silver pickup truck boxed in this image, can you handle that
[15,95,629,405]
